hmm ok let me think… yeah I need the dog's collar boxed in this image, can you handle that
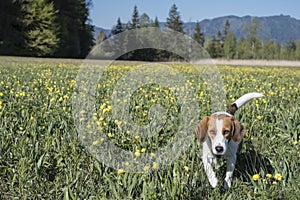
[211,111,233,117]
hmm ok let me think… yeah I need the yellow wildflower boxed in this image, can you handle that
[252,174,260,181]
[256,115,263,120]
[274,173,283,181]
[266,174,272,179]
[293,141,298,146]
[117,169,125,175]
[184,166,189,171]
[152,162,159,170]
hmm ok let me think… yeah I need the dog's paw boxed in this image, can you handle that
[209,177,218,188]
[224,179,231,190]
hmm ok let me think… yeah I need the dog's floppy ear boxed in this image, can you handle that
[231,119,244,144]
[195,116,209,143]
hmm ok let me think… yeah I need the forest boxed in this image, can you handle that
[1,1,300,60]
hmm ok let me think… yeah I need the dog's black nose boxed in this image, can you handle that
[215,146,224,153]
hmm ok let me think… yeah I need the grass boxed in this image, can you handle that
[0,57,299,199]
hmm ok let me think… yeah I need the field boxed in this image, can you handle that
[0,57,299,199]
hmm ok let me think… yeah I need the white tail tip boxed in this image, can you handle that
[233,92,264,109]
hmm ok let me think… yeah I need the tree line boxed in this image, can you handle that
[97,4,300,61]
[0,0,94,58]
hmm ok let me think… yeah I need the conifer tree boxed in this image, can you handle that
[131,5,140,29]
[24,0,60,56]
[193,21,204,47]
[166,4,185,33]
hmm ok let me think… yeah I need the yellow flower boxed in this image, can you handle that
[107,133,113,138]
[141,148,146,153]
[252,174,260,181]
[135,150,140,157]
[272,181,277,185]
[266,173,272,179]
[19,127,24,131]
[93,140,100,145]
[152,162,159,170]
[256,115,263,120]
[274,173,283,181]
[117,169,125,175]
[143,165,150,171]
[293,141,298,146]
[184,166,189,171]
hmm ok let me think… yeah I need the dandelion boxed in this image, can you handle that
[266,173,272,179]
[19,127,24,131]
[144,165,150,171]
[252,174,260,181]
[272,181,278,185]
[152,162,159,170]
[293,141,298,146]
[141,148,146,153]
[274,173,283,181]
[184,166,189,171]
[107,133,113,138]
[117,169,125,175]
[135,150,141,157]
[256,115,263,120]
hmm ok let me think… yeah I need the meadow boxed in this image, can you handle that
[0,57,299,199]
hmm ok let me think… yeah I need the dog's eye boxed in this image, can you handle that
[209,130,216,135]
[223,130,230,135]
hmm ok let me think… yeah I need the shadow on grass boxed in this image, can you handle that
[234,141,275,182]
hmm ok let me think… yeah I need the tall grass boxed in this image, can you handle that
[0,58,299,199]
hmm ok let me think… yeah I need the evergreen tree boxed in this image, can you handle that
[0,0,26,55]
[166,4,185,33]
[193,21,204,47]
[223,20,230,39]
[52,0,94,58]
[24,0,60,57]
[131,5,140,29]
[152,17,160,27]
[111,18,124,35]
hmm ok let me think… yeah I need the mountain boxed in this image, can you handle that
[94,15,300,44]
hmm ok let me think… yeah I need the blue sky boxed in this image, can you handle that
[90,0,300,29]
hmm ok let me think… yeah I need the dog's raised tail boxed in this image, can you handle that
[227,92,264,115]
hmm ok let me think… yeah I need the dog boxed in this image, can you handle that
[195,92,264,189]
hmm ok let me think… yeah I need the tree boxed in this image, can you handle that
[52,0,94,58]
[223,31,236,59]
[223,20,230,39]
[166,4,185,33]
[96,31,107,45]
[24,0,60,57]
[140,13,151,27]
[0,0,26,55]
[193,21,204,47]
[245,17,261,59]
[152,17,160,27]
[131,5,139,29]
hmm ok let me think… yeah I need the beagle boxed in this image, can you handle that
[195,92,264,189]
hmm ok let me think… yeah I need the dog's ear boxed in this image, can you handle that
[195,116,209,143]
[231,119,244,144]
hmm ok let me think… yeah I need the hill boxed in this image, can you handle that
[94,15,300,44]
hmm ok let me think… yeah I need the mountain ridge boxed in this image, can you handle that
[94,14,300,44]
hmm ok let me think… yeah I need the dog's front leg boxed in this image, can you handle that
[202,143,218,188]
[224,154,236,189]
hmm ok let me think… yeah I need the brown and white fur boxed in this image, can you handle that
[195,92,264,189]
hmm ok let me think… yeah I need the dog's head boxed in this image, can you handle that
[195,113,244,155]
